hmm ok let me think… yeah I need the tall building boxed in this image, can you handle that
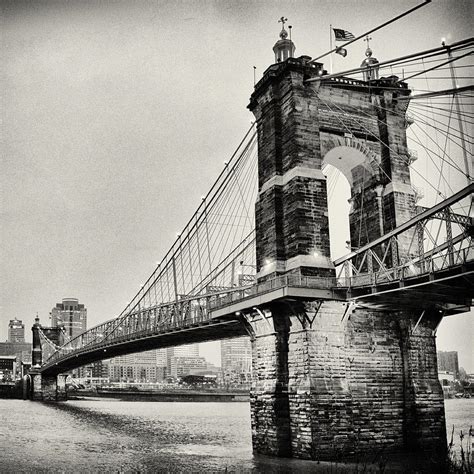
[437,351,459,378]
[168,343,199,358]
[108,349,167,383]
[166,344,199,373]
[1,320,30,379]
[221,337,252,384]
[51,298,87,339]
[8,318,25,343]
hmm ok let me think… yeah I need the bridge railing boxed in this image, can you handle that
[41,286,256,367]
[209,274,337,311]
[337,240,473,289]
[334,184,473,289]
[41,181,472,369]
[42,274,340,367]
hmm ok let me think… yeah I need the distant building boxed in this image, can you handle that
[0,342,32,372]
[438,371,456,399]
[221,337,252,384]
[173,344,199,357]
[51,298,87,340]
[108,349,167,383]
[205,361,220,375]
[166,344,199,364]
[170,356,207,378]
[78,360,109,381]
[166,344,199,376]
[0,355,17,381]
[437,351,459,378]
[8,318,25,343]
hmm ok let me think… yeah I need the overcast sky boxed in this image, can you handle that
[1,0,472,369]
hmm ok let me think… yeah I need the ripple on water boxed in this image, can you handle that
[0,398,472,472]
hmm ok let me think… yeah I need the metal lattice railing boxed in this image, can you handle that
[334,184,474,288]
[208,274,337,311]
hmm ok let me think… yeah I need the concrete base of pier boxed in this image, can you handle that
[29,370,68,401]
[248,300,447,461]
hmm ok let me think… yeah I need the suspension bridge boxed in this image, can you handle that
[28,16,473,462]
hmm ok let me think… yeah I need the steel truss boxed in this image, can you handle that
[334,183,473,289]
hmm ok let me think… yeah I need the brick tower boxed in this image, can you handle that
[245,26,446,462]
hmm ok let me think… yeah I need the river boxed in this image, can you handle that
[0,398,472,472]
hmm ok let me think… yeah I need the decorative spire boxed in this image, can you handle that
[278,16,288,39]
[361,35,379,81]
[273,17,295,63]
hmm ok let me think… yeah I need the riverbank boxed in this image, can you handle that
[69,388,249,402]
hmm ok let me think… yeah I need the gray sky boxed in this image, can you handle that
[1,0,472,369]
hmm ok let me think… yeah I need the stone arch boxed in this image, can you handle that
[320,135,381,187]
[320,135,384,258]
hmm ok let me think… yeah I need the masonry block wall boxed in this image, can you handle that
[246,303,446,460]
[318,79,416,264]
[42,375,60,401]
[247,309,291,456]
[31,373,43,401]
[249,59,333,280]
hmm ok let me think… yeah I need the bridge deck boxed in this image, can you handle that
[210,284,342,318]
[40,319,246,376]
[344,262,474,314]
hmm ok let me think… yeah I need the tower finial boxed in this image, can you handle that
[364,35,373,56]
[273,17,295,63]
[278,17,288,39]
[361,35,379,81]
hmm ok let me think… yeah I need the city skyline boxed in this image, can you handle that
[1,0,472,371]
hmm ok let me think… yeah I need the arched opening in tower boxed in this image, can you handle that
[322,162,351,261]
[322,143,378,262]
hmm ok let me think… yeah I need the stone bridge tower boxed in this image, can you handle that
[245,27,446,462]
[28,316,68,401]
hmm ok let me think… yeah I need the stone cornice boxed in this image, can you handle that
[259,167,326,195]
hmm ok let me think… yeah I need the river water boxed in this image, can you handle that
[0,398,472,472]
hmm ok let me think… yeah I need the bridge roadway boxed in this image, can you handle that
[38,279,341,376]
[39,315,247,376]
[39,256,473,376]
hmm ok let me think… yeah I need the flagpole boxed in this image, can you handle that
[329,24,333,74]
[310,0,432,64]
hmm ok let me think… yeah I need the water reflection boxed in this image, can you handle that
[1,399,472,473]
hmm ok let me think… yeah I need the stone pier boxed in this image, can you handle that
[246,303,446,460]
[29,370,68,401]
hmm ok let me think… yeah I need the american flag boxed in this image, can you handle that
[333,28,355,41]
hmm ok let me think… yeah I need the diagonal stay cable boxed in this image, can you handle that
[316,91,447,198]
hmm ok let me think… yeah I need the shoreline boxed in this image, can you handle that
[68,389,250,402]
